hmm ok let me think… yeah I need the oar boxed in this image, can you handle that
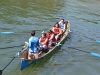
[56,41,100,58]
[67,47,100,58]
[0,53,19,75]
[56,42,100,58]
[71,31,100,44]
[0,44,24,50]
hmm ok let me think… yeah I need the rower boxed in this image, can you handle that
[39,33,49,53]
[46,30,56,48]
[52,22,62,41]
[25,30,39,59]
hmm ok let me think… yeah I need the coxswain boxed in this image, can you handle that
[59,19,66,32]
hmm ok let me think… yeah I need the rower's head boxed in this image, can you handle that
[54,22,60,28]
[42,33,46,38]
[60,19,64,23]
[47,30,53,34]
[49,30,53,33]
[31,30,35,36]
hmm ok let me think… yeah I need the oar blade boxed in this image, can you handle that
[96,40,100,43]
[91,52,100,58]
[1,32,14,34]
[0,70,2,75]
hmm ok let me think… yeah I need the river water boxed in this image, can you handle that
[0,0,100,75]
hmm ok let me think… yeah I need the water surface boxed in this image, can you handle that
[0,0,100,75]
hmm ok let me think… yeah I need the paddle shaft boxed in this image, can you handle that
[82,36,96,41]
[3,56,16,71]
[68,47,90,53]
[73,32,98,42]
[0,44,24,50]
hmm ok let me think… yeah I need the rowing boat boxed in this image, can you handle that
[18,21,70,70]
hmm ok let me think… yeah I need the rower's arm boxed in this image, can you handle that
[49,34,54,40]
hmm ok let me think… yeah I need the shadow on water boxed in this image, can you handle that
[6,33,72,75]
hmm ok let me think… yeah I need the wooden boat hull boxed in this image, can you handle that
[18,21,70,70]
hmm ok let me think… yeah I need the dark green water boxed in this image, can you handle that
[0,0,100,75]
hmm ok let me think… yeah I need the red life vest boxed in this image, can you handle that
[46,33,56,42]
[40,37,48,45]
[54,27,60,34]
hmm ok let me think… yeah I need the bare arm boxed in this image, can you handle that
[49,34,54,40]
